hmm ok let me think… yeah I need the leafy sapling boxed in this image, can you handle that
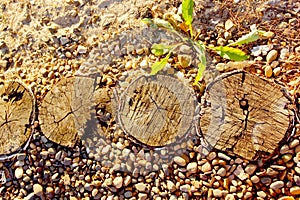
[143,0,273,85]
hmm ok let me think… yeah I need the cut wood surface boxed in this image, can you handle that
[118,75,197,147]
[0,81,35,157]
[39,76,96,147]
[200,70,292,160]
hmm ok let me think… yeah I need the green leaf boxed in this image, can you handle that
[210,46,250,61]
[182,0,194,26]
[194,41,206,66]
[142,18,176,31]
[150,53,171,75]
[228,30,260,46]
[151,44,174,56]
[194,63,206,84]
[182,0,194,37]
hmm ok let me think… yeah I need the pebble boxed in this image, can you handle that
[217,167,226,176]
[290,186,300,195]
[245,164,257,175]
[138,193,148,200]
[113,177,123,189]
[179,184,190,192]
[15,167,24,179]
[257,191,267,198]
[273,67,281,76]
[264,65,273,77]
[280,144,290,154]
[174,156,187,167]
[225,194,235,200]
[207,152,217,161]
[278,197,295,200]
[167,180,176,192]
[186,162,198,174]
[201,162,212,173]
[270,181,284,190]
[234,165,248,180]
[213,189,223,197]
[218,153,231,161]
[225,19,234,30]
[266,50,278,64]
[77,45,87,54]
[135,183,147,192]
[33,183,43,196]
[290,139,300,148]
[124,191,132,198]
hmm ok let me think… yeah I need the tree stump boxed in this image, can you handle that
[0,80,35,157]
[118,75,197,147]
[39,76,96,147]
[200,70,293,160]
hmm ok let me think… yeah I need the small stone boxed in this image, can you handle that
[178,54,192,68]
[278,196,295,200]
[201,162,212,173]
[92,189,98,197]
[213,189,223,197]
[257,191,267,198]
[102,145,111,154]
[273,67,281,76]
[174,156,187,166]
[266,50,278,64]
[270,181,284,190]
[138,193,148,200]
[234,165,248,180]
[207,152,217,160]
[139,59,148,68]
[33,184,43,196]
[77,45,87,54]
[179,184,190,192]
[113,177,123,189]
[280,48,289,60]
[245,164,257,175]
[124,191,132,198]
[251,175,260,183]
[290,186,300,195]
[135,183,147,192]
[264,65,273,77]
[217,167,226,176]
[225,19,234,30]
[290,139,300,149]
[15,167,23,179]
[218,152,231,161]
[65,51,72,58]
[225,194,235,200]
[280,144,290,154]
[187,162,198,174]
[282,154,293,162]
[167,180,176,192]
[295,46,300,54]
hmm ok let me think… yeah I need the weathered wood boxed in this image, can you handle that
[39,76,96,147]
[200,70,293,160]
[118,75,197,147]
[0,81,35,157]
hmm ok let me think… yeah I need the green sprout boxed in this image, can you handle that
[142,0,273,85]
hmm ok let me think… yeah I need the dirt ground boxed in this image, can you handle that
[0,0,300,199]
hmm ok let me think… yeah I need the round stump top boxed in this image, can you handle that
[0,80,35,158]
[39,76,96,147]
[200,71,293,160]
[118,75,197,147]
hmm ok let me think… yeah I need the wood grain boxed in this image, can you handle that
[0,81,35,156]
[200,71,292,160]
[118,75,196,147]
[39,76,96,147]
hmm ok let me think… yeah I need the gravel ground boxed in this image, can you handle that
[0,0,300,199]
